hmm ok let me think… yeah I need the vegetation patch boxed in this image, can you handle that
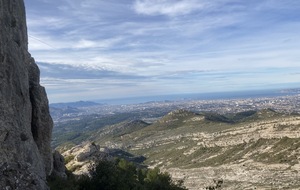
[64,155,75,164]
[252,137,300,165]
[48,159,187,190]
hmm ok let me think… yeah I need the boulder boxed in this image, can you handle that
[52,151,67,179]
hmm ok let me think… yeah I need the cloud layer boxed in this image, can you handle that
[24,0,300,103]
[134,0,204,16]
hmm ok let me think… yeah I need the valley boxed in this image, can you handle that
[89,110,300,189]
[51,93,300,189]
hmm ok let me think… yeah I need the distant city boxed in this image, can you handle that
[50,88,300,123]
[92,88,300,105]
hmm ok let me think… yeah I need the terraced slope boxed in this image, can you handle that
[90,109,300,189]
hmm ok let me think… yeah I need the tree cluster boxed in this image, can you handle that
[48,159,187,190]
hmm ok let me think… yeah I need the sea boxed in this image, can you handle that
[97,88,300,105]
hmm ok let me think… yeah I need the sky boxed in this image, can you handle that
[24,0,300,103]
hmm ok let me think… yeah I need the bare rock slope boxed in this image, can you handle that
[91,109,300,189]
[62,142,110,176]
[0,1,53,189]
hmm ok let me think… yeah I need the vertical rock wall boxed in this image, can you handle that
[0,0,53,189]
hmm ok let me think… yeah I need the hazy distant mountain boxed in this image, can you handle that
[49,106,81,120]
[50,101,102,108]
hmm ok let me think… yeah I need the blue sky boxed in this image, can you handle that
[24,0,300,103]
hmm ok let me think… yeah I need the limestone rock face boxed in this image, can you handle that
[62,142,111,176]
[74,143,99,162]
[0,162,49,190]
[29,58,54,176]
[0,0,53,189]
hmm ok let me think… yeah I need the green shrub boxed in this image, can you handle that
[48,159,187,190]
[47,170,78,190]
[77,159,187,190]
[64,155,75,164]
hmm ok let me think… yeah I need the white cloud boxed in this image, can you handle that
[27,15,72,30]
[24,0,300,102]
[133,0,205,16]
[74,39,96,49]
[73,37,123,49]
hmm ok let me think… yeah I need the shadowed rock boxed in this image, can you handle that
[52,150,67,179]
[0,0,54,189]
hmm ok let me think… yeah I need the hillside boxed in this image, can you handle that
[64,109,300,189]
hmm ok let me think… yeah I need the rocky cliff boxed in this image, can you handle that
[0,0,53,189]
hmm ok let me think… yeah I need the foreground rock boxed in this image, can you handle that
[62,142,111,176]
[0,1,54,189]
[52,151,67,179]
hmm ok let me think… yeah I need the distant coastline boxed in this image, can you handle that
[94,88,300,105]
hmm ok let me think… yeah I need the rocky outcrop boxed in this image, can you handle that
[74,143,100,162]
[29,57,54,176]
[62,142,111,176]
[0,0,53,189]
[0,163,49,190]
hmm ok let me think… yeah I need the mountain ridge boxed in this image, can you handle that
[55,109,300,189]
[50,100,102,108]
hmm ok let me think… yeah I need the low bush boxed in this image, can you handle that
[48,159,187,190]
